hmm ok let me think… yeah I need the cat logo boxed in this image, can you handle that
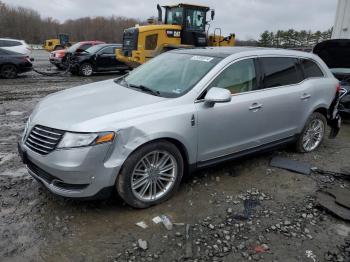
[166,30,181,38]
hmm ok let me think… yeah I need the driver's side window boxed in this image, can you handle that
[209,59,257,94]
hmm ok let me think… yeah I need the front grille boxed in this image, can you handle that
[25,125,65,155]
[122,27,138,57]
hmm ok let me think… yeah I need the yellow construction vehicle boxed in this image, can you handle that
[43,34,71,52]
[116,3,235,67]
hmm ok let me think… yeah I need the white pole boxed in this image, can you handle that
[332,0,350,39]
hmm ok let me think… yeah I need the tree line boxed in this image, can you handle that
[257,29,332,48]
[0,1,332,48]
[0,1,138,44]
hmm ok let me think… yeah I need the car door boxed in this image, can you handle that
[95,46,116,71]
[196,57,270,162]
[255,56,306,145]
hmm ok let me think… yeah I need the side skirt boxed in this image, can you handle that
[193,136,297,171]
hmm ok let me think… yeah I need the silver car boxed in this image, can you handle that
[18,47,341,208]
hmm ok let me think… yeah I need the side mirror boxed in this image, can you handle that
[204,87,231,106]
[211,10,215,20]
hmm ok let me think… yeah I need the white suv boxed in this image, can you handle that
[0,38,32,56]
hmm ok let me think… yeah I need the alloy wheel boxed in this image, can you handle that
[81,64,93,76]
[302,119,325,152]
[131,150,177,202]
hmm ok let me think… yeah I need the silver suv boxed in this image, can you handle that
[18,47,341,208]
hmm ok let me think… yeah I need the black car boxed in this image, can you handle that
[70,44,129,76]
[313,39,350,117]
[0,48,33,79]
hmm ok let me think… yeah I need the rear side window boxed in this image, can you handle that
[301,59,324,78]
[260,57,303,88]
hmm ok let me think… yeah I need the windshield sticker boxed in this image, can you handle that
[190,56,214,62]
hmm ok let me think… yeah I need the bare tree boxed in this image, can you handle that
[0,1,138,44]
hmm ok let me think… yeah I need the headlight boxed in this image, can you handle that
[22,117,30,141]
[57,131,115,149]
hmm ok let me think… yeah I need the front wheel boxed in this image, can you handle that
[116,141,184,208]
[79,63,93,76]
[296,112,326,153]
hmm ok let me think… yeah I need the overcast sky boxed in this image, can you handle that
[3,0,338,40]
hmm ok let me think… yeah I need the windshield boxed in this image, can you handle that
[67,42,81,53]
[166,7,183,25]
[186,9,206,31]
[116,52,222,97]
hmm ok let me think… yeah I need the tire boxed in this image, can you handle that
[1,64,18,79]
[79,63,93,76]
[116,140,184,208]
[295,112,327,153]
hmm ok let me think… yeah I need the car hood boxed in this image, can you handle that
[313,39,350,69]
[30,79,167,132]
[51,49,66,55]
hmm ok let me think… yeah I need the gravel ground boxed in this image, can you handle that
[0,50,350,262]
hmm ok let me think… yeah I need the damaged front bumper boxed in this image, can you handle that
[17,140,120,199]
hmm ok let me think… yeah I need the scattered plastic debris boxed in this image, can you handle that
[161,215,173,230]
[135,221,148,229]
[138,239,148,250]
[152,216,162,224]
[305,250,316,262]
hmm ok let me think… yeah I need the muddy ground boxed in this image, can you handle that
[0,50,350,262]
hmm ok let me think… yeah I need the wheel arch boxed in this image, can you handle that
[128,137,190,173]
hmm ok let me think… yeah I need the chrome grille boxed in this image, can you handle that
[25,125,65,155]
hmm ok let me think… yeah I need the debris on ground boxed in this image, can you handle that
[135,221,149,229]
[137,239,148,250]
[316,190,350,221]
[270,156,312,175]
[152,216,162,224]
[160,215,173,230]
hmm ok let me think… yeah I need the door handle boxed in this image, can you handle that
[249,103,263,111]
[300,93,311,100]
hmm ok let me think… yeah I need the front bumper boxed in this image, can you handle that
[18,140,121,199]
[49,57,63,66]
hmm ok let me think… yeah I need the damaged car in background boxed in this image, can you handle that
[313,39,350,117]
[18,47,341,208]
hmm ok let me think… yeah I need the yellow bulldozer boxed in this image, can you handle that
[116,3,235,67]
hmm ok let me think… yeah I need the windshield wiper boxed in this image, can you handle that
[114,74,128,86]
[129,84,161,96]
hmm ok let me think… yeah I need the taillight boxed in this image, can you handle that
[336,83,341,92]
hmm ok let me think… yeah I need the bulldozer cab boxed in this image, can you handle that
[162,3,209,46]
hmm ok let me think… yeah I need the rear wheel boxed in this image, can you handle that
[116,141,184,208]
[79,63,93,76]
[296,112,326,153]
[1,64,18,79]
